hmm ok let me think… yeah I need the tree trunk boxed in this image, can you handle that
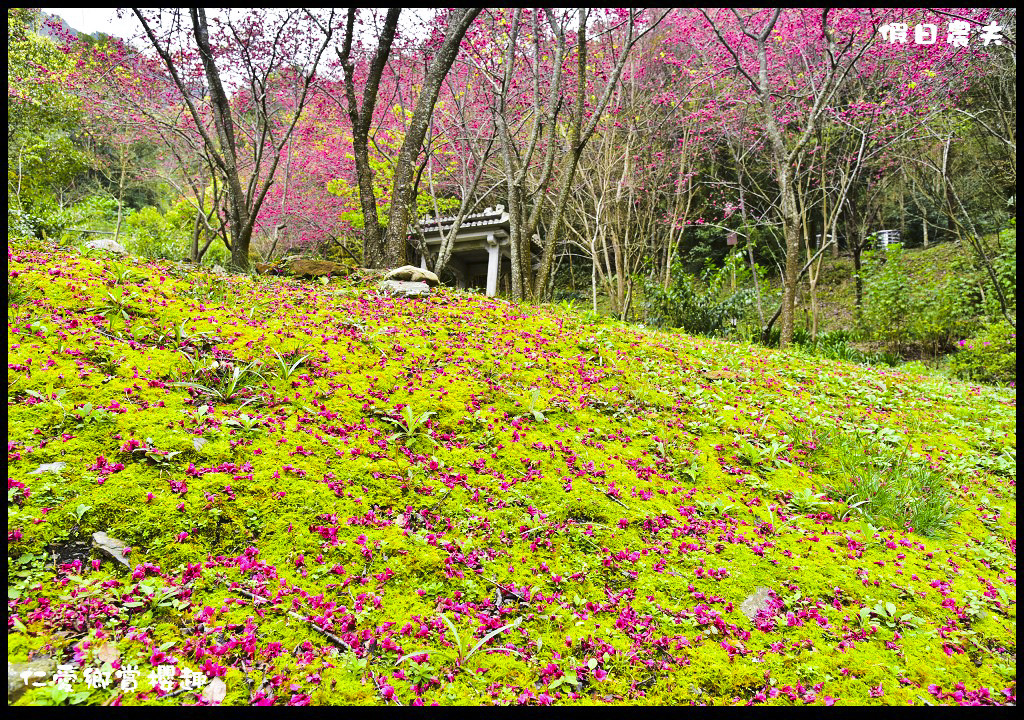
[532,150,583,299]
[383,8,481,267]
[338,9,400,269]
[853,245,863,314]
[508,185,525,301]
[190,9,251,271]
[113,151,126,247]
[352,121,385,267]
[190,211,202,264]
[777,164,802,348]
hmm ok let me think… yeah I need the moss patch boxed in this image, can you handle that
[7,245,1016,706]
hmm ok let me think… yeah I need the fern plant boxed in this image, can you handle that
[520,387,546,422]
[787,488,828,514]
[102,261,139,285]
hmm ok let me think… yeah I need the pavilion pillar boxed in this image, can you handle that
[486,234,499,297]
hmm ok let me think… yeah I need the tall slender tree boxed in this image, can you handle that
[382,8,482,267]
[133,8,335,270]
[335,8,401,269]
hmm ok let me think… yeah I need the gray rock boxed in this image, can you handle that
[92,531,132,569]
[740,587,772,621]
[211,264,228,276]
[9,658,55,703]
[84,238,127,254]
[378,280,430,297]
[29,462,66,475]
[383,265,440,286]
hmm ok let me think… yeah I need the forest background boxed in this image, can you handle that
[7,7,1016,382]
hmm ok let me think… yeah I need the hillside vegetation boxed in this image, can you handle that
[7,245,1016,706]
[799,242,967,337]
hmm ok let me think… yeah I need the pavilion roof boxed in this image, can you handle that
[413,205,509,237]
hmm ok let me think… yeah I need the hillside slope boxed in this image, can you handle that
[809,242,965,335]
[7,246,1016,706]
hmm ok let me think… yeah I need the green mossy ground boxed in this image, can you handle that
[7,245,1016,705]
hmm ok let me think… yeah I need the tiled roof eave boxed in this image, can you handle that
[411,205,510,237]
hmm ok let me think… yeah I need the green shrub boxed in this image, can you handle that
[858,246,919,353]
[859,245,981,356]
[63,195,118,238]
[8,192,108,243]
[122,199,232,265]
[641,261,754,337]
[124,206,179,259]
[978,222,1017,319]
[786,329,902,368]
[859,225,1016,360]
[908,270,978,354]
[7,206,41,240]
[947,321,1016,385]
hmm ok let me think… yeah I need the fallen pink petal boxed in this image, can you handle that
[6,6,1016,708]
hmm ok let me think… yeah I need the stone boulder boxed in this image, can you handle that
[8,657,55,703]
[84,238,127,254]
[378,280,430,297]
[288,258,351,278]
[383,265,440,287]
[29,462,66,475]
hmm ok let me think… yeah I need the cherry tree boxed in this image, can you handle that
[464,9,667,301]
[692,9,886,347]
[382,8,482,267]
[131,8,336,270]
